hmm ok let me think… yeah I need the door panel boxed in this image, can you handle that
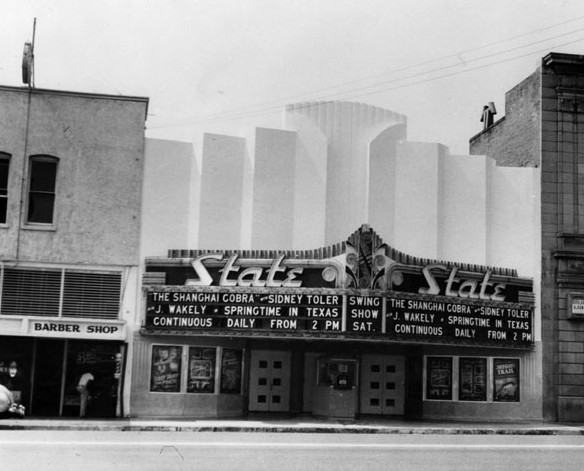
[360,355,405,415]
[249,350,291,412]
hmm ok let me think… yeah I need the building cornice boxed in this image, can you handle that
[0,84,149,119]
[543,52,584,74]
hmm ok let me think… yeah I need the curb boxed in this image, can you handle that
[2,420,584,435]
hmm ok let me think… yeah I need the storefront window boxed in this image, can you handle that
[459,357,487,401]
[63,341,120,417]
[426,357,452,400]
[0,338,32,407]
[220,348,243,394]
[493,358,520,402]
[187,347,216,394]
[150,345,182,393]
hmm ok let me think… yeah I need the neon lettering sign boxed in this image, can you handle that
[186,253,304,288]
[419,263,506,301]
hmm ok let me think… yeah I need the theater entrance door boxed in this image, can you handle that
[248,350,291,412]
[360,355,405,415]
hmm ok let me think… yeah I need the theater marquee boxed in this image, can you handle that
[142,225,535,348]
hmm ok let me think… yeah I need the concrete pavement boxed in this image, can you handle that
[2,415,584,434]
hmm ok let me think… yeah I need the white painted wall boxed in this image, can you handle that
[439,154,488,265]
[198,133,248,249]
[251,128,297,249]
[284,108,328,249]
[142,138,194,257]
[368,124,407,245]
[142,101,537,278]
[285,102,407,245]
[392,141,442,259]
[486,164,539,276]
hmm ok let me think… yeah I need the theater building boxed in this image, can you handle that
[131,97,541,421]
[131,226,536,421]
[0,85,148,417]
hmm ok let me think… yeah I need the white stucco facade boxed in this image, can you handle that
[146,101,537,278]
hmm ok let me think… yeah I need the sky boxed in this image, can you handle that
[2,0,584,155]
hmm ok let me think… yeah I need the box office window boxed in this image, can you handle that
[187,347,216,394]
[426,357,453,400]
[493,358,520,402]
[150,345,182,393]
[317,358,357,390]
[459,357,487,402]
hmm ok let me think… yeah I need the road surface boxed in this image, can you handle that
[1,430,584,470]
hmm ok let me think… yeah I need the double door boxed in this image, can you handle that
[360,355,405,415]
[248,350,291,412]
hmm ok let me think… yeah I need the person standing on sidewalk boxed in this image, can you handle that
[77,372,94,418]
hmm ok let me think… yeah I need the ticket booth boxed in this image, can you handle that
[312,357,358,419]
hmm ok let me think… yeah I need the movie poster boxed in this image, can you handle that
[426,357,452,400]
[187,347,216,393]
[220,349,243,394]
[458,357,487,401]
[494,358,520,402]
[150,345,182,392]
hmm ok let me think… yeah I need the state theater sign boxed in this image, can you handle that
[142,225,535,348]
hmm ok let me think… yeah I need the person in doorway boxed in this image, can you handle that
[77,372,94,418]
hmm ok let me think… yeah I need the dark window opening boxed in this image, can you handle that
[0,155,9,224]
[28,156,58,224]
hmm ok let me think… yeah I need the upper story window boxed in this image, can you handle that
[27,155,58,224]
[0,153,9,224]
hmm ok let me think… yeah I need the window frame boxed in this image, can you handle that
[0,152,10,225]
[25,154,59,226]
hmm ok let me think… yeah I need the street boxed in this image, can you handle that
[1,431,584,471]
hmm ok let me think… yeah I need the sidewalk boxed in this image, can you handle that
[2,415,584,434]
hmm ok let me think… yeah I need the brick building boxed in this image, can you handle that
[470,52,584,422]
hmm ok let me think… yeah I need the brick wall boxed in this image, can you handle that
[470,71,540,167]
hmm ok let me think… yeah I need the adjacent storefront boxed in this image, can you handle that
[0,326,125,417]
[0,265,128,417]
[132,226,537,421]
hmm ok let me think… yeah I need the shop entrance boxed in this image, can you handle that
[31,339,65,416]
[61,340,121,418]
[248,350,291,412]
[360,355,405,415]
[0,337,122,417]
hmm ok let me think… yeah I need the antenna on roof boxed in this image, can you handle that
[22,18,36,87]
